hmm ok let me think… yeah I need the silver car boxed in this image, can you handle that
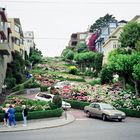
[84,102,126,121]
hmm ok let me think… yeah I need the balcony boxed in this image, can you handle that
[0,24,8,40]
[0,8,8,22]
[0,43,10,55]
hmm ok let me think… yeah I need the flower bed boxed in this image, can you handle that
[59,83,140,111]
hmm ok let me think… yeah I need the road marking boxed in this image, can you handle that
[76,118,90,120]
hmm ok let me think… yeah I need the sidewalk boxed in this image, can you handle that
[0,112,75,133]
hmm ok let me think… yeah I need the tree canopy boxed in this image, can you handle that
[89,14,116,32]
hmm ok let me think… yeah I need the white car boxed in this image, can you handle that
[53,81,73,89]
[35,92,71,110]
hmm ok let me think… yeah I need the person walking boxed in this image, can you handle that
[8,105,16,127]
[2,104,9,126]
[22,105,28,126]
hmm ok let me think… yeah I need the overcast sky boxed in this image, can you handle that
[0,0,140,57]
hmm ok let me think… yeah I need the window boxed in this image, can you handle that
[113,42,117,48]
[20,39,24,45]
[71,41,77,46]
[15,38,20,45]
[27,39,31,43]
[80,34,86,40]
[15,25,20,33]
[94,104,100,109]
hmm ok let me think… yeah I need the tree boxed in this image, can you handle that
[74,52,103,75]
[76,42,88,53]
[89,14,116,32]
[119,22,140,49]
[29,47,43,65]
[64,50,74,60]
[108,54,132,88]
[94,53,103,76]
[132,63,140,97]
[108,50,140,96]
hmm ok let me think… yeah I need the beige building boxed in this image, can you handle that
[131,15,140,23]
[8,18,25,59]
[0,8,13,93]
[102,21,127,64]
[103,16,140,64]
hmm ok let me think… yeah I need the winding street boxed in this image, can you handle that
[0,109,140,140]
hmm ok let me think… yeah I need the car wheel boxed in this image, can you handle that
[86,111,91,117]
[118,118,122,122]
[102,114,107,121]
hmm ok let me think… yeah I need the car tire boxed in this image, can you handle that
[118,118,122,122]
[86,111,91,117]
[102,114,107,121]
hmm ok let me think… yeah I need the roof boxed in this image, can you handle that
[131,15,140,22]
[118,20,128,23]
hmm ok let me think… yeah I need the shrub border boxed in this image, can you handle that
[0,108,63,122]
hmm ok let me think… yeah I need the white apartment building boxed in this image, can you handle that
[24,31,35,56]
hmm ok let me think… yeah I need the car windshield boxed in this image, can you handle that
[38,94,52,99]
[101,104,114,110]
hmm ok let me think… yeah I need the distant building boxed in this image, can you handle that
[0,8,13,93]
[24,31,35,57]
[131,15,140,23]
[68,32,88,48]
[95,21,118,53]
[8,18,25,59]
[102,21,127,64]
[102,17,140,64]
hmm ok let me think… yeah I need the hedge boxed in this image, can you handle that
[65,100,140,118]
[65,100,90,110]
[0,108,63,122]
[118,108,140,118]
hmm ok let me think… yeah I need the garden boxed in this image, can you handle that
[0,95,63,122]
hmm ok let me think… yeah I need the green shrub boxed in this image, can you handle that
[53,95,62,108]
[15,72,24,84]
[15,106,22,112]
[84,69,93,76]
[65,100,90,110]
[12,84,24,92]
[48,101,58,109]
[40,85,48,92]
[68,66,77,75]
[89,78,101,86]
[24,78,34,88]
[24,60,30,67]
[100,65,113,84]
[5,77,16,89]
[25,82,40,88]
[118,108,140,118]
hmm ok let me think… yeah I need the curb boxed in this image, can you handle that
[0,114,75,133]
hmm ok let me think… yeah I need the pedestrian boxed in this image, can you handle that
[8,104,16,127]
[2,104,10,126]
[22,105,28,126]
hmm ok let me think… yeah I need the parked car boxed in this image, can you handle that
[35,92,71,110]
[84,102,126,121]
